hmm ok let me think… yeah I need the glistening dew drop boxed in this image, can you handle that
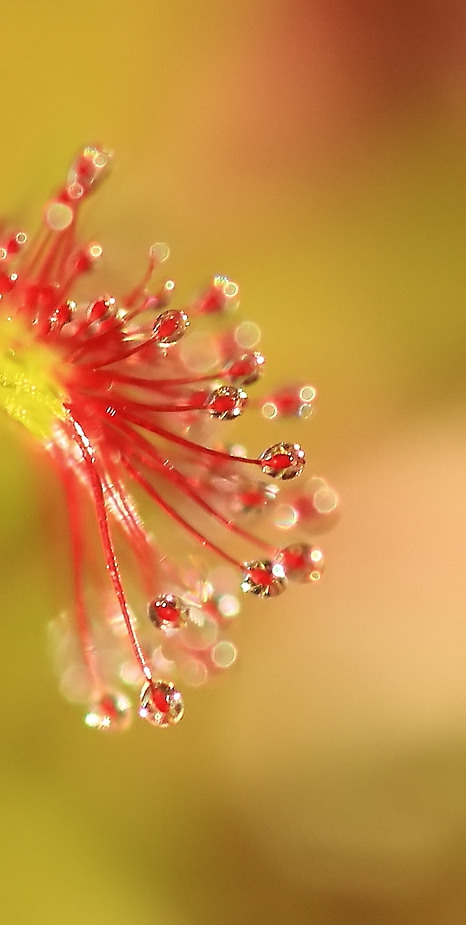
[0,146,337,731]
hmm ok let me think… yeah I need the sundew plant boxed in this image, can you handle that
[0,147,337,731]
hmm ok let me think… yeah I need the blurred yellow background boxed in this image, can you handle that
[1,1,466,923]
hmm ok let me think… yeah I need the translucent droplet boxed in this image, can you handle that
[148,594,189,631]
[314,486,338,514]
[212,640,237,669]
[197,283,227,315]
[241,559,287,598]
[261,384,316,419]
[232,479,278,515]
[226,351,265,386]
[259,442,306,480]
[275,543,324,583]
[261,401,278,420]
[222,279,239,299]
[0,231,27,262]
[297,403,313,420]
[66,182,84,201]
[153,309,189,344]
[207,386,248,419]
[234,321,261,349]
[84,692,132,731]
[46,201,74,231]
[149,241,170,263]
[68,145,112,191]
[139,680,185,727]
[87,297,116,324]
[300,385,316,403]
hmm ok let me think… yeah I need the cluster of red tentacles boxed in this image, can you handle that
[0,146,337,729]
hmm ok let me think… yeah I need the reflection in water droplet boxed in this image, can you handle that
[241,559,287,598]
[259,442,306,480]
[275,543,324,583]
[153,309,189,345]
[226,351,265,386]
[148,594,189,631]
[139,680,185,727]
[207,386,248,420]
[84,692,132,731]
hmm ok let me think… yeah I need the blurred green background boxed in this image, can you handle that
[1,1,466,922]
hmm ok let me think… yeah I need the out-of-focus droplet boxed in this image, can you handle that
[222,278,239,299]
[46,202,74,231]
[226,351,265,386]
[149,241,170,264]
[260,384,316,419]
[234,321,261,349]
[148,594,189,631]
[87,297,116,324]
[68,145,112,192]
[259,442,305,480]
[212,640,237,669]
[274,502,299,530]
[275,543,324,583]
[207,386,248,419]
[241,559,287,598]
[139,680,185,727]
[232,479,278,515]
[196,279,228,315]
[1,231,27,259]
[314,486,338,514]
[84,692,132,730]
[52,300,75,331]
